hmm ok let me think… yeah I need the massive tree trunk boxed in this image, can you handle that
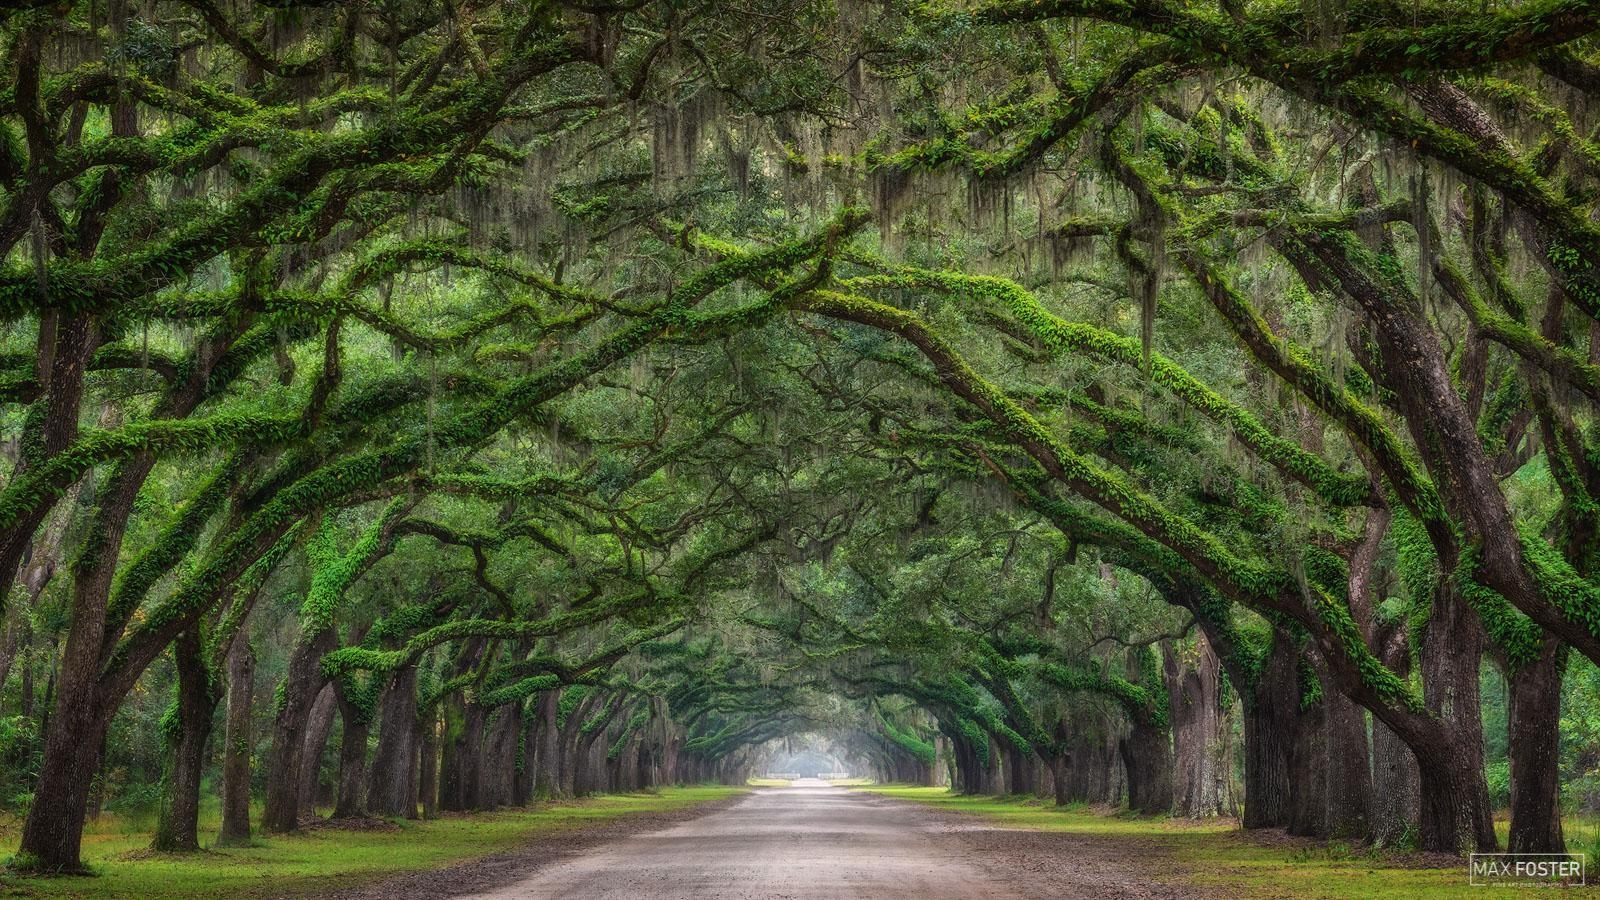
[948,728,981,795]
[479,705,521,808]
[332,682,375,819]
[1507,636,1567,854]
[1053,706,1120,805]
[14,692,110,872]
[217,641,256,847]
[983,735,1006,795]
[153,629,220,852]
[515,708,540,804]
[1163,634,1228,818]
[261,628,336,833]
[1242,629,1299,829]
[368,665,419,819]
[1417,583,1497,854]
[1287,688,1327,839]
[572,696,620,797]
[441,697,488,811]
[557,693,596,798]
[1119,716,1173,815]
[297,683,338,820]
[532,690,561,798]
[418,706,440,819]
[1320,661,1372,839]
[1369,621,1421,847]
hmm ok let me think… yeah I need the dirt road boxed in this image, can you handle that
[451,780,1197,899]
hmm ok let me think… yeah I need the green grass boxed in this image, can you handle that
[745,777,791,787]
[856,787,1590,898]
[0,786,743,899]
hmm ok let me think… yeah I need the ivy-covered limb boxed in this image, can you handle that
[1037,658,1168,730]
[795,289,1431,723]
[844,263,1378,510]
[322,600,686,677]
[0,413,302,537]
[874,709,937,766]
[109,215,857,690]
[296,499,412,646]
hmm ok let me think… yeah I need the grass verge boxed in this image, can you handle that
[856,786,1583,898]
[0,786,743,899]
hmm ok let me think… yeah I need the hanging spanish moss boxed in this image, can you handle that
[3,0,1597,881]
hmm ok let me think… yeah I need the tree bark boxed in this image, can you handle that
[1242,629,1298,829]
[261,628,336,833]
[1164,634,1228,818]
[1119,716,1173,815]
[331,681,374,819]
[479,705,520,808]
[297,683,337,819]
[1417,583,1497,854]
[532,690,560,798]
[1320,666,1372,839]
[367,665,418,818]
[217,640,255,846]
[1369,621,1421,847]
[152,629,219,852]
[1507,636,1567,854]
[439,694,482,811]
[1287,688,1327,838]
[418,706,440,819]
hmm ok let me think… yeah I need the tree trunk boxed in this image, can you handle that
[515,708,539,804]
[367,665,418,819]
[261,629,336,833]
[153,629,219,852]
[1369,622,1421,847]
[1287,689,1327,838]
[1242,629,1298,829]
[14,695,109,872]
[557,694,594,798]
[479,705,520,808]
[418,706,440,819]
[297,683,338,821]
[1507,636,1567,854]
[443,698,492,811]
[1164,634,1228,818]
[331,682,374,819]
[533,690,560,798]
[1320,683,1372,838]
[1417,583,1496,854]
[1119,716,1173,815]
[217,641,255,846]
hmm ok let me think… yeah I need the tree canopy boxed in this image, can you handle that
[1,0,1599,874]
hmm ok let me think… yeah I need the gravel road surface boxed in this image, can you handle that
[448,780,1198,899]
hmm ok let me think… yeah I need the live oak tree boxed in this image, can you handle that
[3,0,1600,876]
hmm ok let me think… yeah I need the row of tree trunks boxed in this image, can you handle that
[1052,708,1122,805]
